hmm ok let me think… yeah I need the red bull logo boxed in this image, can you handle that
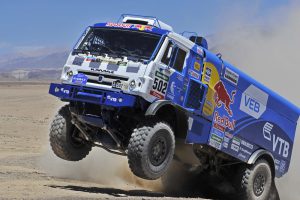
[214,81,236,116]
[132,24,153,31]
[214,111,236,131]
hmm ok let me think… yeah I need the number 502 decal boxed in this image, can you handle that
[152,78,168,94]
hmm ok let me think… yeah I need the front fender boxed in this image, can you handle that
[145,100,174,116]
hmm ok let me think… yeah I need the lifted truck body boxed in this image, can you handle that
[49,14,300,182]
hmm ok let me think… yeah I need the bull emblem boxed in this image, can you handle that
[214,81,236,116]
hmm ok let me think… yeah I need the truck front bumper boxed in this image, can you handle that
[49,83,136,107]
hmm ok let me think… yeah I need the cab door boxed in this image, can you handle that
[153,39,189,107]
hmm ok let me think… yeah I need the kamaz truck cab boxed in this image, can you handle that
[49,14,300,200]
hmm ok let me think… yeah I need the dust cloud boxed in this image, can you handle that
[210,2,300,199]
[39,145,161,191]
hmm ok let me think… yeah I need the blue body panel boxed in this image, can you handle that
[187,47,300,177]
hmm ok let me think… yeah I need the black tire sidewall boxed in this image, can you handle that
[128,119,175,180]
[238,159,273,200]
[50,105,92,161]
[144,124,174,176]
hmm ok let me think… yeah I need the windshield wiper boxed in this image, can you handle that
[72,49,89,55]
[100,45,116,54]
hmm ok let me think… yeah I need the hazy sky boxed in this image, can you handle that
[0,0,291,54]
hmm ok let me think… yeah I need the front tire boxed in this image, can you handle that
[235,159,273,200]
[50,105,92,161]
[127,118,175,180]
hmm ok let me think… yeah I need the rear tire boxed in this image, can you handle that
[127,118,175,180]
[50,105,92,161]
[235,159,273,200]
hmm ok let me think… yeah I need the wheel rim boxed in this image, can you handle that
[253,173,266,196]
[149,135,168,166]
[69,127,85,148]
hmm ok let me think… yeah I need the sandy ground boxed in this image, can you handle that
[0,83,207,200]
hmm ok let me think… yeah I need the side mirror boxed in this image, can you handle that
[167,46,173,59]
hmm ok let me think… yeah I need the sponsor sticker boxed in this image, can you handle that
[214,81,236,117]
[224,67,239,85]
[72,73,88,85]
[231,143,240,152]
[213,123,225,132]
[262,122,290,158]
[263,122,273,141]
[238,153,247,160]
[188,69,200,79]
[86,56,97,62]
[223,142,229,149]
[275,159,280,171]
[231,137,241,152]
[155,71,169,81]
[240,85,268,119]
[241,139,254,150]
[223,132,232,149]
[105,22,153,31]
[106,95,117,102]
[132,24,153,31]
[209,129,224,150]
[194,62,201,71]
[204,67,212,83]
[197,47,204,57]
[240,146,252,156]
[279,160,286,173]
[166,81,175,100]
[112,80,123,89]
[55,87,69,95]
[117,61,127,66]
[213,111,236,131]
[106,22,132,29]
[151,71,169,98]
[150,90,164,99]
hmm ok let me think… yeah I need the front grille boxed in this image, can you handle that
[72,87,106,103]
[78,70,129,87]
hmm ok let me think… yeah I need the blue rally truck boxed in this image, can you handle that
[49,14,300,199]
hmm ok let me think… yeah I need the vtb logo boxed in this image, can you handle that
[263,122,290,158]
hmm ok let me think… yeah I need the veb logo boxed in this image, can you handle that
[240,85,268,119]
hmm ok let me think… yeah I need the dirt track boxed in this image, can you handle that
[0,83,209,200]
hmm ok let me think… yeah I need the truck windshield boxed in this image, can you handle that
[74,28,161,61]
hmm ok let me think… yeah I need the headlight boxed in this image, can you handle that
[129,80,136,90]
[66,70,73,77]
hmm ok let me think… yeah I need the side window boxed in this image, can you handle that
[172,48,186,72]
[160,40,187,73]
[161,42,172,65]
